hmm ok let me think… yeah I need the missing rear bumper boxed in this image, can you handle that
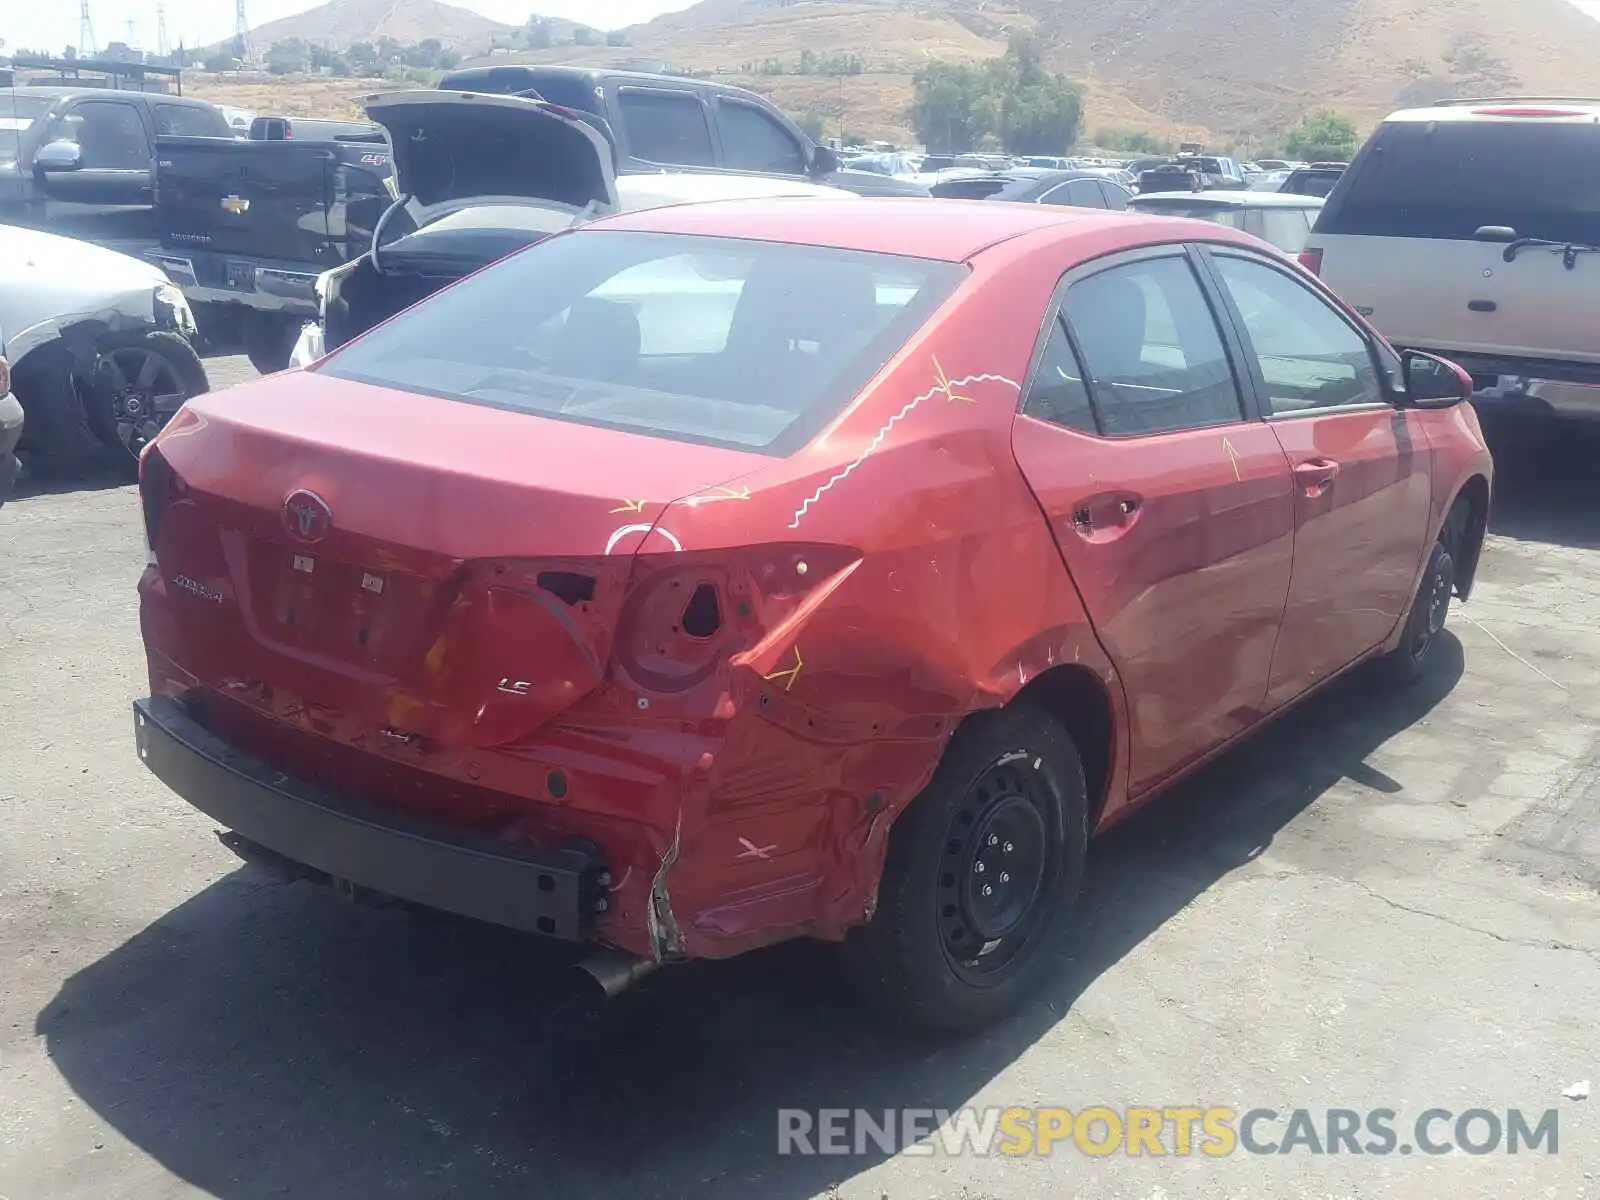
[134,696,607,941]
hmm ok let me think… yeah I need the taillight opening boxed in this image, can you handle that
[615,545,860,696]
[681,583,723,640]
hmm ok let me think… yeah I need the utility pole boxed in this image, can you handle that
[234,0,252,62]
[125,18,138,47]
[79,0,98,56]
[157,4,170,57]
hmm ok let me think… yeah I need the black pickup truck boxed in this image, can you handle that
[148,132,394,372]
[0,85,232,251]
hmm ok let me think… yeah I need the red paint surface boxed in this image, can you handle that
[138,202,1492,961]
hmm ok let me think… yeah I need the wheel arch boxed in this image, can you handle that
[1010,663,1117,833]
[1444,474,1490,601]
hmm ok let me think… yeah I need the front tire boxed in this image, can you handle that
[88,331,208,462]
[1378,539,1454,686]
[843,706,1088,1032]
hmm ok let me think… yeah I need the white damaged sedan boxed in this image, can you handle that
[0,223,208,471]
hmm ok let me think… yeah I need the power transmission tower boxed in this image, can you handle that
[157,4,170,56]
[79,0,98,56]
[234,0,252,61]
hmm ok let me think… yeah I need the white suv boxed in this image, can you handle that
[1301,98,1600,417]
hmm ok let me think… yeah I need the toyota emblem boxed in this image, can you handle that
[283,489,332,543]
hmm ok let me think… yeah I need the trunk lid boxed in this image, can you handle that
[147,371,763,748]
[364,90,618,218]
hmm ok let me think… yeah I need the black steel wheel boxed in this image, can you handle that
[844,705,1088,1032]
[936,758,1054,985]
[1378,539,1454,686]
[89,331,208,461]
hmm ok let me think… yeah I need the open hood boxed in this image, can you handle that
[364,90,618,214]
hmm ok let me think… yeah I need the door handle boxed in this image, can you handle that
[1293,458,1340,493]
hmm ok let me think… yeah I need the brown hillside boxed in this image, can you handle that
[244,0,515,50]
[593,0,1600,143]
[1024,0,1600,142]
[210,0,1600,149]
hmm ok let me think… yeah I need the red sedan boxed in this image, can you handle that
[134,198,1492,1031]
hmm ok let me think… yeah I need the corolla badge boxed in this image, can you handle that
[283,489,333,543]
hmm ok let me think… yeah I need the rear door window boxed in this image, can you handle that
[1097,180,1131,210]
[318,231,965,454]
[618,89,714,166]
[716,100,806,175]
[1040,179,1105,208]
[1063,255,1245,435]
[154,104,223,137]
[1319,120,1600,242]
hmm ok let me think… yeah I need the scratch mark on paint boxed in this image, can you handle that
[788,363,1020,529]
[605,523,683,555]
[763,645,804,691]
[1222,435,1241,482]
[683,485,753,507]
[736,837,777,860]
[610,498,647,514]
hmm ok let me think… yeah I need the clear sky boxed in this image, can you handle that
[4,0,1599,59]
[1,0,697,56]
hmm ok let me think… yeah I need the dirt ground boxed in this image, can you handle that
[1,371,1597,1197]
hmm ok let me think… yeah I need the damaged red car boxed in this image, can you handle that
[135,198,1492,1030]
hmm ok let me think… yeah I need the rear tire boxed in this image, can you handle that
[1378,539,1454,686]
[242,312,302,376]
[843,706,1088,1033]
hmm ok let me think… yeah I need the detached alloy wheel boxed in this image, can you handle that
[844,706,1088,1032]
[90,331,209,461]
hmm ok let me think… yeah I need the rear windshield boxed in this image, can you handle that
[1281,170,1340,198]
[319,231,965,454]
[1131,200,1245,228]
[1319,120,1600,242]
[0,94,52,166]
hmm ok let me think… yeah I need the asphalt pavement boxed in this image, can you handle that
[1,364,1597,1199]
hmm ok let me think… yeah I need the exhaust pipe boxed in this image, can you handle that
[577,947,659,998]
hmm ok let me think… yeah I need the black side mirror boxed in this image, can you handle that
[34,139,84,173]
[1473,224,1517,243]
[809,144,839,177]
[1402,349,1473,408]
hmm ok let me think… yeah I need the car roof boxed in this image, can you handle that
[1129,190,1324,209]
[595,197,1189,262]
[1384,98,1600,123]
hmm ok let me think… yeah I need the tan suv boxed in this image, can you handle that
[1301,98,1600,417]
